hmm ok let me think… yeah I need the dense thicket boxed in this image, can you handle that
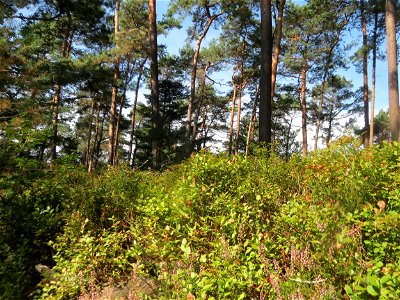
[1,139,400,298]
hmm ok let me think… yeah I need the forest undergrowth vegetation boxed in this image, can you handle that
[1,137,400,299]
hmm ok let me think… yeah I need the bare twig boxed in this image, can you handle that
[288,278,326,284]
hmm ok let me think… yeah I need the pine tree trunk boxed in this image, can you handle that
[95,109,106,169]
[300,55,308,156]
[259,0,273,147]
[50,14,73,165]
[370,11,378,145]
[114,60,134,165]
[187,39,201,141]
[113,93,126,165]
[186,7,222,155]
[245,86,259,158]
[89,100,100,173]
[108,1,120,165]
[51,83,61,163]
[314,23,347,150]
[234,86,243,156]
[234,40,247,156]
[108,65,119,165]
[85,99,95,167]
[128,60,145,166]
[314,75,326,150]
[361,0,369,146]
[228,80,237,156]
[192,63,210,150]
[201,109,207,149]
[285,115,294,159]
[149,0,161,168]
[385,0,399,141]
[326,89,335,145]
[271,0,285,99]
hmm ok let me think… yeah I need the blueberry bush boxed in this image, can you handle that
[1,138,400,299]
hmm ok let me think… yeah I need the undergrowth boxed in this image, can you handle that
[1,138,400,299]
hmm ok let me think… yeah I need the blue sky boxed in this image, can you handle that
[155,0,392,115]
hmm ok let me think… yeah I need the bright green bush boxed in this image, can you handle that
[345,143,400,299]
[37,217,136,299]
[3,139,400,299]
[0,170,65,299]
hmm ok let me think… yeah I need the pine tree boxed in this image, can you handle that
[385,0,399,141]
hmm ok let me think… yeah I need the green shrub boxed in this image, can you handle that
[3,138,400,299]
[0,171,64,299]
[37,217,138,299]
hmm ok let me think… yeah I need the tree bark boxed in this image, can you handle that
[201,108,207,149]
[285,114,294,159]
[94,109,106,169]
[88,100,100,173]
[313,34,342,150]
[385,0,399,141]
[186,7,222,154]
[361,0,369,146]
[51,83,61,163]
[271,0,285,99]
[228,79,237,156]
[149,0,161,168]
[192,62,210,149]
[314,75,326,150]
[85,99,95,168]
[234,85,243,156]
[259,0,273,147]
[113,59,135,165]
[326,89,335,145]
[300,55,308,156]
[113,92,125,165]
[370,11,378,145]
[235,40,247,156]
[128,59,146,166]
[246,86,259,158]
[50,13,73,165]
[108,0,120,165]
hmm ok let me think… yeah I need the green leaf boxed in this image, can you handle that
[238,293,246,299]
[200,254,207,263]
[368,275,380,287]
[380,275,391,285]
[181,238,191,256]
[367,285,379,296]
[344,285,353,295]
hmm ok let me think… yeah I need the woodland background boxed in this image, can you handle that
[0,0,398,169]
[1,0,400,299]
